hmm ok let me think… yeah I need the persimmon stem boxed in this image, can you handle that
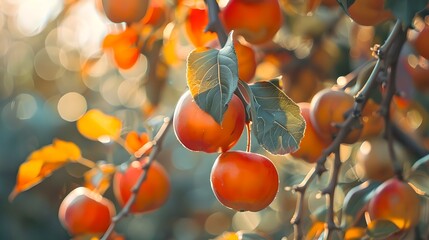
[246,122,251,152]
[290,20,405,240]
[100,116,172,240]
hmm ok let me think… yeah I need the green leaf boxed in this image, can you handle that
[367,219,400,238]
[338,0,355,15]
[408,154,429,197]
[248,80,305,155]
[385,0,429,27]
[186,33,238,124]
[341,181,381,229]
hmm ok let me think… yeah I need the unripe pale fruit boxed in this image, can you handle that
[173,91,245,153]
[211,151,279,212]
[368,178,420,229]
[58,187,115,235]
[355,138,408,182]
[113,159,170,214]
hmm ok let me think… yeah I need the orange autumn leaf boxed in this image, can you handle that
[124,131,152,155]
[344,227,367,240]
[9,139,81,201]
[305,221,325,240]
[84,162,116,195]
[76,109,122,142]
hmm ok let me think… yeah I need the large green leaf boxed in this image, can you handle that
[367,219,400,238]
[408,154,429,197]
[341,181,381,229]
[186,34,238,124]
[385,0,429,27]
[248,80,305,155]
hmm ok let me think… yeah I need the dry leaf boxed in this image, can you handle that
[9,139,82,201]
[76,109,122,142]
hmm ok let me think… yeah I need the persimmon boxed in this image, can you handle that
[290,103,329,163]
[368,178,420,229]
[113,158,170,214]
[355,137,408,182]
[221,0,283,44]
[210,151,279,212]
[101,0,149,24]
[309,88,361,144]
[58,187,115,235]
[185,6,218,48]
[413,22,429,59]
[234,40,257,83]
[359,99,385,139]
[173,91,245,153]
[347,0,393,26]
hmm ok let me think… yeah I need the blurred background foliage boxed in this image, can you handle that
[1,0,429,239]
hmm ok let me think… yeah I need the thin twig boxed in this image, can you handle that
[291,20,404,240]
[204,0,228,46]
[378,21,408,181]
[321,148,342,239]
[101,116,172,240]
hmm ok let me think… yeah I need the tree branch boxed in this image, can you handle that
[101,116,173,240]
[291,20,405,240]
[204,0,228,47]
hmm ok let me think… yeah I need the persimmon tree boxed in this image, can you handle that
[6,0,429,239]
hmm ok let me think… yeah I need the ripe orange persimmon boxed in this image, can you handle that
[290,103,329,163]
[310,88,361,144]
[58,187,115,235]
[413,23,429,59]
[368,178,420,229]
[211,151,279,212]
[222,0,283,44]
[234,40,257,82]
[113,158,170,214]
[102,0,149,24]
[173,91,245,153]
[348,0,393,26]
[185,6,218,47]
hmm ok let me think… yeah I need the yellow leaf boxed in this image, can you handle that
[9,140,82,201]
[344,227,367,240]
[76,109,122,142]
[84,162,116,195]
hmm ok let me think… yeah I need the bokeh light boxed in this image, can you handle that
[57,92,87,122]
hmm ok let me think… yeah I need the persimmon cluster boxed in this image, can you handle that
[173,90,279,212]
